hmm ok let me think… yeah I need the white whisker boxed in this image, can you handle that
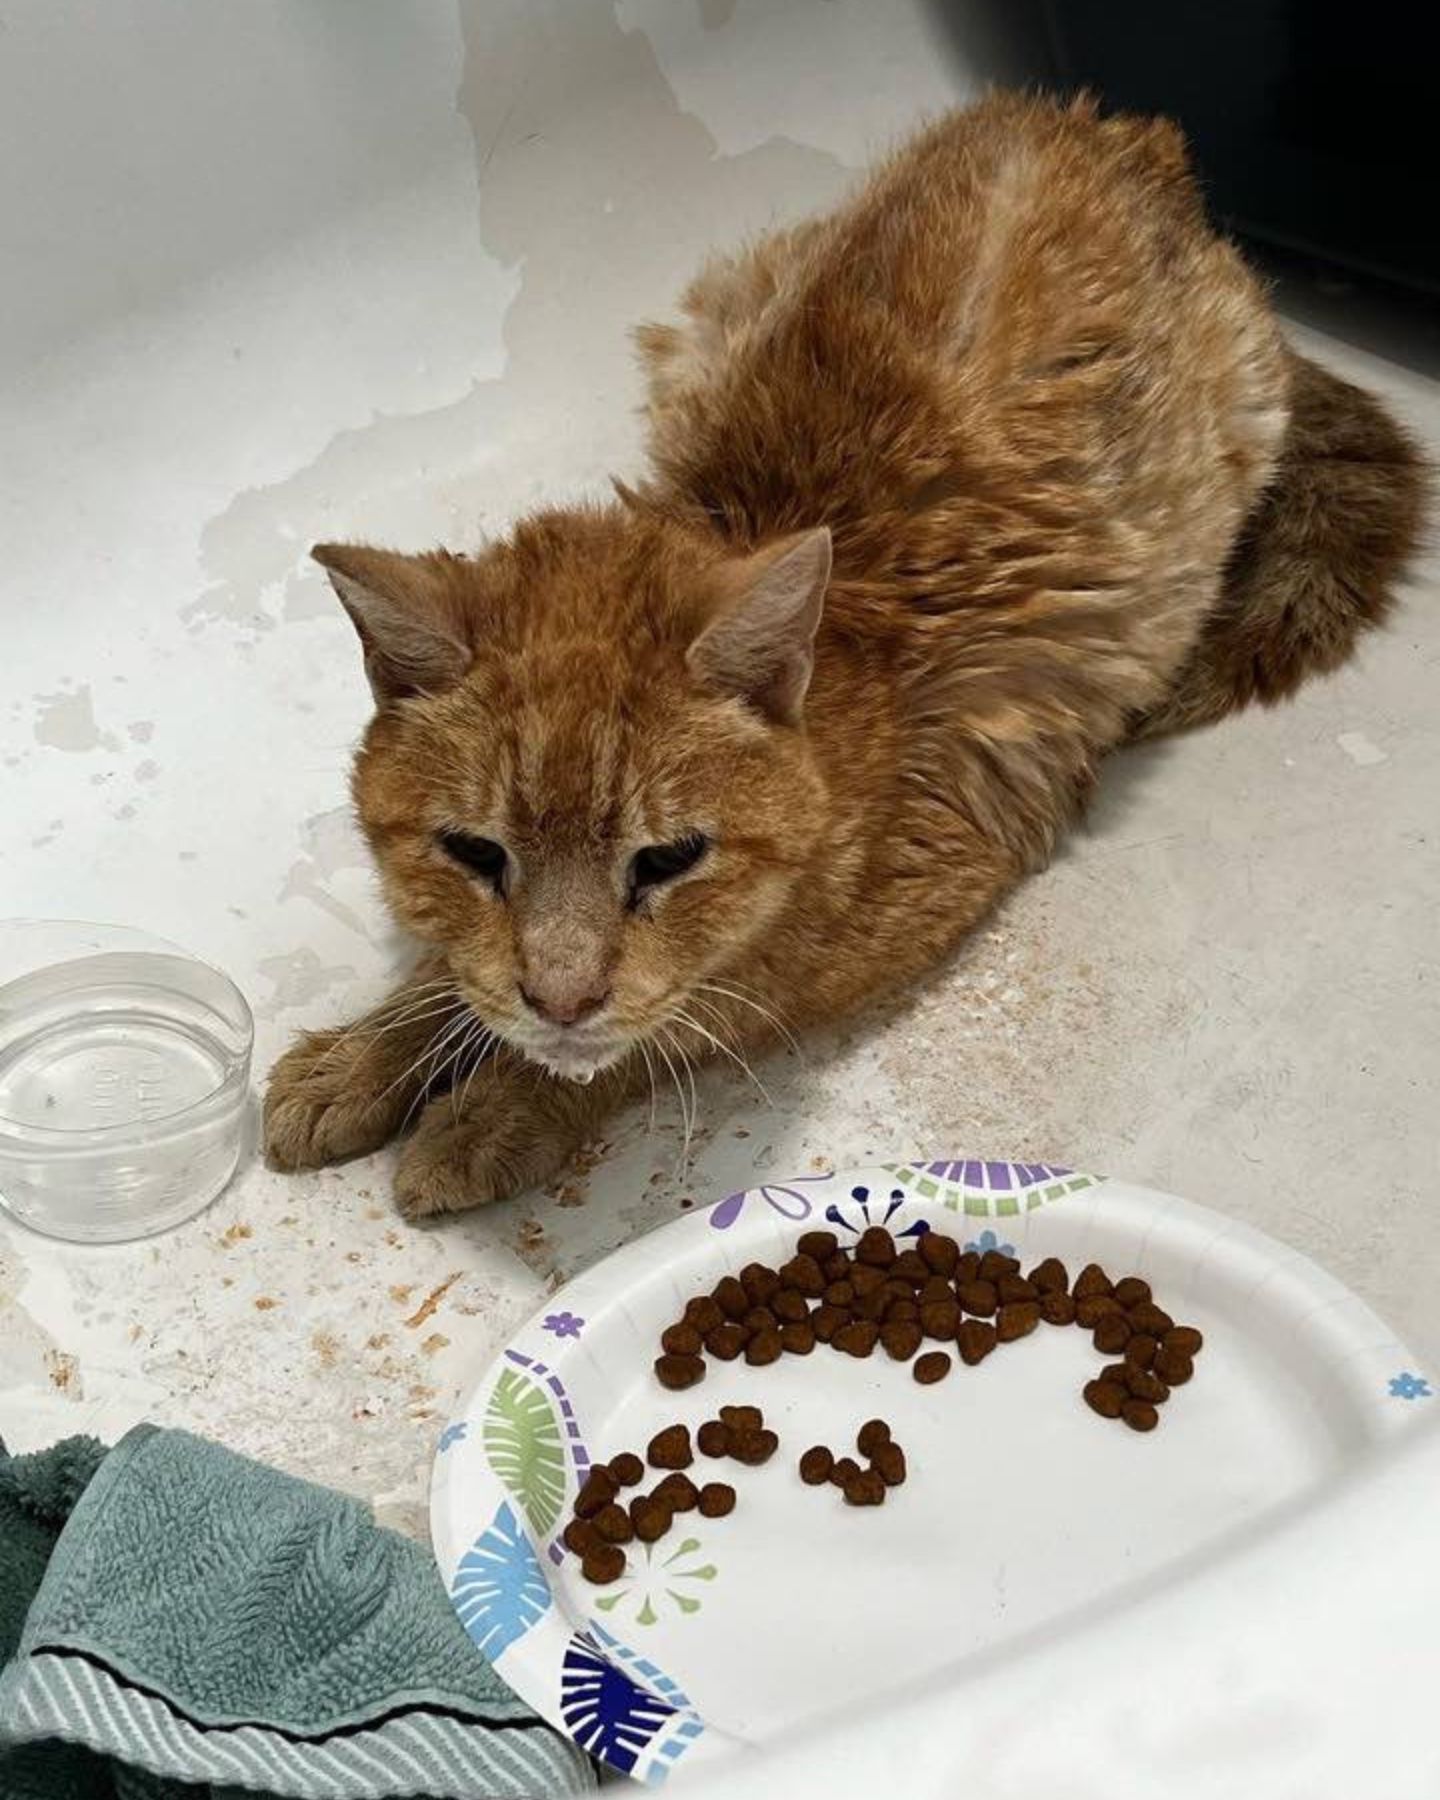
[674,1006,773,1106]
[697,979,803,1058]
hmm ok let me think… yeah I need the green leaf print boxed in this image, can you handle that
[483,1367,567,1540]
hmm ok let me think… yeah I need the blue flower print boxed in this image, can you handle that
[964,1227,1016,1259]
[1388,1371,1433,1401]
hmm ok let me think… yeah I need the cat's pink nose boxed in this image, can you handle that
[520,981,611,1027]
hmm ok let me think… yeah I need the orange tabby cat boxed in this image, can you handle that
[265,94,1424,1216]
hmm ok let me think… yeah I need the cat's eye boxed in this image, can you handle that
[437,830,508,893]
[630,833,709,902]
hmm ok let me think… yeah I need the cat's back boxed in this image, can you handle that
[638,94,1286,564]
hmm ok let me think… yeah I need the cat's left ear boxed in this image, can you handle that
[312,543,473,705]
[689,527,831,725]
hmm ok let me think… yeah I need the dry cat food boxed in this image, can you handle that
[800,1419,908,1507]
[553,1228,1212,1583]
[564,1410,771,1583]
[653,1231,1205,1440]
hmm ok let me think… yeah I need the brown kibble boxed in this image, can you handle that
[563,1517,603,1557]
[811,1303,849,1343]
[574,1468,618,1517]
[684,1296,724,1333]
[918,1231,959,1275]
[824,1280,856,1307]
[798,1229,838,1262]
[881,1276,914,1303]
[713,1276,749,1319]
[855,1226,897,1267]
[593,1502,633,1545]
[891,1249,930,1284]
[581,1544,626,1585]
[1125,1333,1159,1370]
[781,1320,816,1355]
[1125,1366,1171,1404]
[1028,1257,1069,1295]
[849,1263,885,1297]
[771,1288,810,1324]
[730,1427,779,1466]
[920,1299,960,1339]
[856,1418,892,1457]
[822,1251,851,1282]
[914,1350,952,1384]
[1154,1346,1194,1386]
[830,1455,861,1486]
[833,1320,879,1358]
[740,1262,780,1303]
[1040,1292,1077,1326]
[1074,1294,1123,1328]
[1093,1313,1132,1354]
[978,1248,1020,1283]
[1113,1276,1151,1309]
[698,1481,736,1518]
[653,1472,699,1511]
[719,1405,763,1431]
[997,1300,1041,1342]
[1164,1326,1204,1358]
[654,1352,706,1390]
[742,1306,778,1334]
[955,1251,980,1284]
[1121,1398,1159,1433]
[871,1440,907,1487]
[631,1499,672,1543]
[855,1287,891,1324]
[1073,1263,1112,1300]
[880,1319,923,1360]
[1129,1302,1175,1337]
[647,1425,692,1470]
[778,1254,826,1297]
[918,1275,954,1307]
[843,1468,887,1506]
[745,1328,783,1366]
[697,1419,730,1458]
[998,1273,1038,1305]
[886,1297,919,1323]
[660,1321,703,1357]
[799,1444,835,1485]
[1083,1378,1126,1419]
[703,1322,747,1361]
[956,1279,998,1317]
[608,1452,644,1488]
[957,1319,997,1365]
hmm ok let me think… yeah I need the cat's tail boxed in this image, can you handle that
[1131,351,1430,740]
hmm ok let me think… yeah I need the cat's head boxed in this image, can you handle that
[314,508,831,1081]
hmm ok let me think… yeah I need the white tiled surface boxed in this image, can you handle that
[2,1,1436,1537]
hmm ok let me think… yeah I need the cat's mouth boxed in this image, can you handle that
[504,1019,630,1085]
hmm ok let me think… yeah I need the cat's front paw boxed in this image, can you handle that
[263,1028,411,1172]
[393,1093,575,1219]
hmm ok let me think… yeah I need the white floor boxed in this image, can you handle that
[2,2,1436,1540]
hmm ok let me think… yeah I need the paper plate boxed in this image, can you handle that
[430,1160,1431,1784]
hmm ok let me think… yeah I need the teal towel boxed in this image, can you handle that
[0,1427,594,1799]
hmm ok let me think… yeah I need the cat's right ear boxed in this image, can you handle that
[311,543,473,705]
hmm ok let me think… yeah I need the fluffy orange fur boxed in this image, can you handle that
[265,94,1425,1216]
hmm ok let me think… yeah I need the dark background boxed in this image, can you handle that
[942,0,1439,299]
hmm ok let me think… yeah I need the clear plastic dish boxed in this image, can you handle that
[0,921,253,1243]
